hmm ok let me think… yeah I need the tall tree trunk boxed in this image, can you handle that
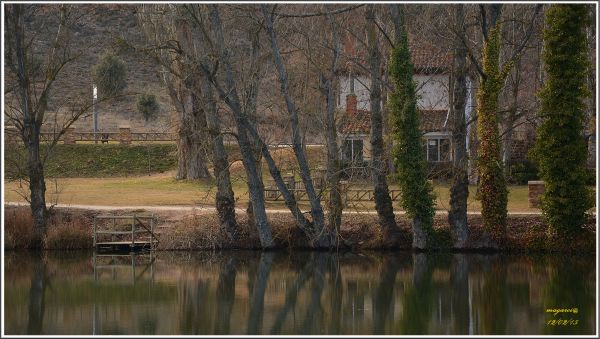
[173,18,210,180]
[245,31,265,231]
[502,59,521,176]
[367,4,400,239]
[27,127,47,240]
[448,4,470,248]
[207,6,273,248]
[187,90,211,179]
[477,5,508,243]
[201,77,238,239]
[320,6,343,246]
[262,5,328,245]
[176,86,211,180]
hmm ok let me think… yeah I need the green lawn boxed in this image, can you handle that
[4,174,544,212]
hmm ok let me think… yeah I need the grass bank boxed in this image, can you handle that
[4,144,178,178]
[4,205,595,252]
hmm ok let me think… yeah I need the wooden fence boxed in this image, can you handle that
[4,126,178,145]
[264,187,401,203]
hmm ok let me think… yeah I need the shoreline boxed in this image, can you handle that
[3,204,596,253]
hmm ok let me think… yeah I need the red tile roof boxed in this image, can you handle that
[341,33,452,75]
[339,109,449,136]
[339,109,371,135]
[420,109,450,132]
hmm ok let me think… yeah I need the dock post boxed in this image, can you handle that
[150,214,154,251]
[93,217,97,248]
[131,214,136,250]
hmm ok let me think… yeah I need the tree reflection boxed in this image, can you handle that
[270,255,314,335]
[450,254,470,334]
[479,255,508,335]
[543,255,595,335]
[301,253,326,334]
[247,252,275,334]
[395,253,434,334]
[372,255,402,334]
[178,278,211,334]
[27,254,48,335]
[326,254,343,334]
[213,257,238,335]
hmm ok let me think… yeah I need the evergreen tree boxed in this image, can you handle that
[534,4,592,238]
[93,53,127,97]
[389,8,436,249]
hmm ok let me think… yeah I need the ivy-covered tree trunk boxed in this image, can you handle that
[477,20,508,244]
[389,5,436,249]
[534,4,592,238]
[367,4,400,239]
[448,4,470,248]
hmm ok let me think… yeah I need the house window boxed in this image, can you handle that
[342,139,364,163]
[424,137,451,162]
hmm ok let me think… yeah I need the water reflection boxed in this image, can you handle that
[3,251,595,335]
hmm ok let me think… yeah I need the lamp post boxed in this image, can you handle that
[93,84,98,143]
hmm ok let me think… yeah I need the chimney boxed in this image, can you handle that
[346,93,357,117]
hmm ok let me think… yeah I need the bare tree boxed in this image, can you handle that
[136,6,237,237]
[366,4,401,239]
[261,4,331,245]
[136,10,210,180]
[448,4,470,248]
[4,5,111,238]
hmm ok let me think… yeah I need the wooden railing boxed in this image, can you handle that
[93,214,159,251]
[264,187,401,204]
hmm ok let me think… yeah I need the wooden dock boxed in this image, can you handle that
[93,214,159,252]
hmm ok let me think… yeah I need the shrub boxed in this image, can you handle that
[43,221,92,250]
[93,53,127,97]
[4,208,40,249]
[137,93,160,121]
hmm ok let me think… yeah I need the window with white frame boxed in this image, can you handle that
[424,137,451,162]
[342,138,364,163]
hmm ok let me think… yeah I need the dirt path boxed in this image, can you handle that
[4,201,546,215]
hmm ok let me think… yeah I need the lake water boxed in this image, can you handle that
[3,251,596,335]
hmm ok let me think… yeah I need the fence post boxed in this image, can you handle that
[63,127,76,145]
[119,126,132,145]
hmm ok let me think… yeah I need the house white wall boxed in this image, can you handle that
[414,74,450,111]
[337,74,450,112]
